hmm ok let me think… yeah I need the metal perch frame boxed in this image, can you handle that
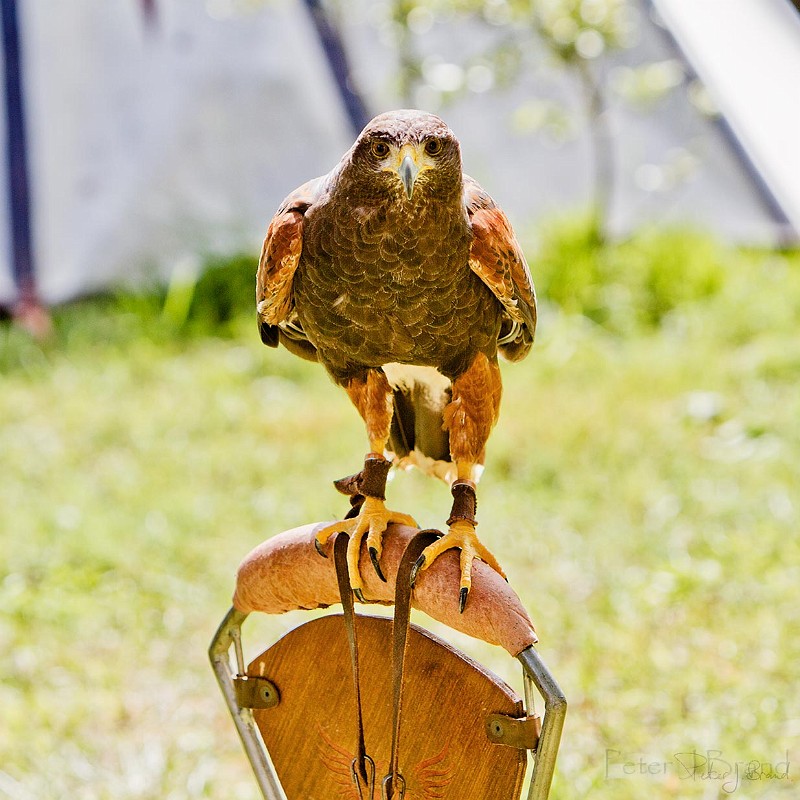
[209,606,566,800]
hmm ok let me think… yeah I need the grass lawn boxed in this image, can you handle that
[1,241,799,798]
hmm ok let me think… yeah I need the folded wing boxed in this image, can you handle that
[464,175,537,362]
[256,177,322,352]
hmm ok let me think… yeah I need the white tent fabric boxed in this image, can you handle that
[1,1,797,306]
[652,0,800,238]
[0,0,353,306]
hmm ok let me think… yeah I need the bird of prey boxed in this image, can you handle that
[257,109,536,611]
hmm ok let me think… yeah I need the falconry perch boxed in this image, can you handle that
[257,110,536,611]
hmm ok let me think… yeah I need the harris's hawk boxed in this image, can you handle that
[257,110,536,611]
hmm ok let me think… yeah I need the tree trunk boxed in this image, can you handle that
[577,61,614,245]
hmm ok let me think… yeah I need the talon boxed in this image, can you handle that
[412,520,505,608]
[410,555,425,589]
[353,588,366,604]
[316,495,415,597]
[314,538,328,558]
[368,547,387,582]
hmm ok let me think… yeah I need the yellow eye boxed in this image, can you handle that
[424,138,443,156]
[371,140,390,158]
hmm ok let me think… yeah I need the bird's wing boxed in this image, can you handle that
[464,175,537,360]
[256,177,322,347]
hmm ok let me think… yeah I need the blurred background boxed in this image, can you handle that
[1,1,799,798]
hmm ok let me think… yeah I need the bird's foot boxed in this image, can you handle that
[410,521,506,614]
[314,496,417,599]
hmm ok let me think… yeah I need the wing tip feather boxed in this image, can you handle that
[259,321,279,347]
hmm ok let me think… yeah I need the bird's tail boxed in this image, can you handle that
[385,365,456,483]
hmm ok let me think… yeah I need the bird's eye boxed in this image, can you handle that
[424,138,443,156]
[371,140,390,158]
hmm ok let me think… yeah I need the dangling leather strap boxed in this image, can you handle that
[334,454,392,518]
[382,530,441,800]
[333,534,375,799]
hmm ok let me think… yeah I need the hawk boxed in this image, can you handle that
[257,110,536,611]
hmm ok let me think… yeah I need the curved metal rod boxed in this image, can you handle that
[518,646,567,800]
[208,607,287,800]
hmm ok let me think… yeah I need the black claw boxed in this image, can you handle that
[314,538,328,559]
[369,547,387,582]
[353,588,366,604]
[459,586,469,614]
[409,555,426,589]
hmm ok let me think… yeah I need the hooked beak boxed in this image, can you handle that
[398,154,419,199]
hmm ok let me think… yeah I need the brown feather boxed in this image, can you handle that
[256,178,322,346]
[465,175,537,361]
[444,352,502,467]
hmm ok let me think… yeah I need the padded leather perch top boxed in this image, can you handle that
[233,522,538,657]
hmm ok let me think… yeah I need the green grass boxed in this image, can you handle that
[1,236,799,799]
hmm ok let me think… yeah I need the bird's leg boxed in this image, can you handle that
[410,353,505,612]
[314,369,417,600]
[411,472,506,612]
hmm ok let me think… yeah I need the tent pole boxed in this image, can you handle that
[1,0,49,334]
[300,0,370,136]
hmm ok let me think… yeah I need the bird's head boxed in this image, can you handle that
[348,110,462,203]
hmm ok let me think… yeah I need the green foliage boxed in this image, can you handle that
[523,0,638,63]
[176,253,255,334]
[533,217,728,332]
[382,0,644,101]
[0,255,257,378]
[118,252,256,338]
[611,59,687,107]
